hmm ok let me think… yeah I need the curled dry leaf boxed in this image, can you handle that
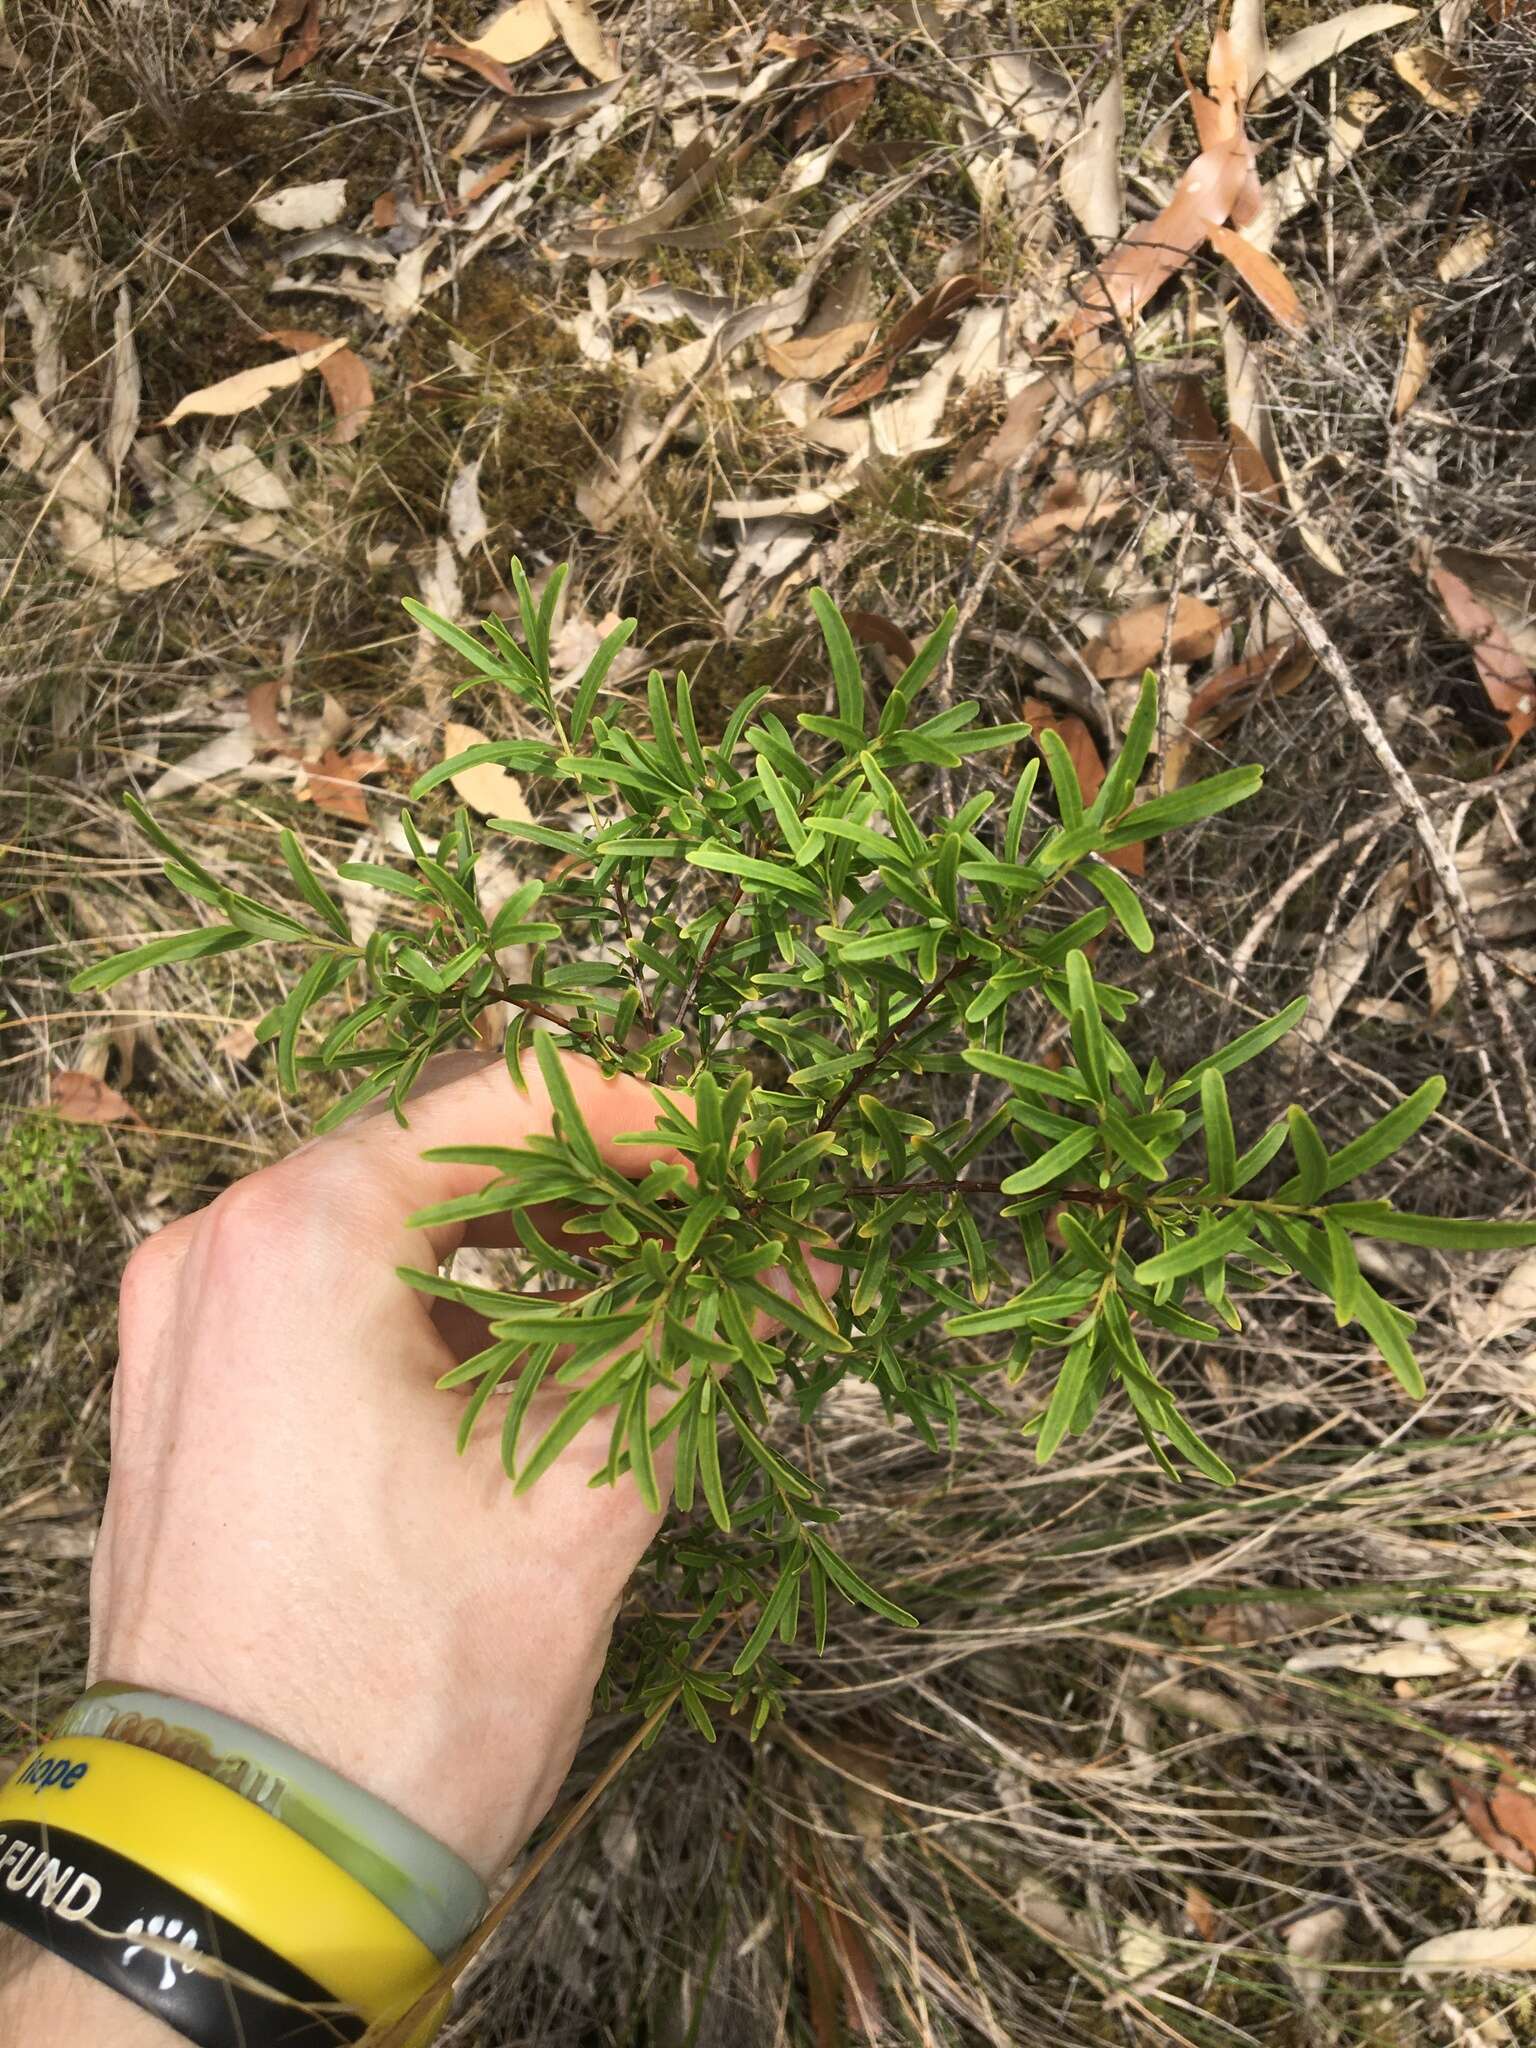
[1075,141,1250,332]
[1429,560,1536,750]
[1392,304,1432,419]
[251,178,348,230]
[945,374,1056,500]
[1451,1778,1536,1873]
[50,1071,143,1127]
[1294,860,1413,1048]
[788,49,877,143]
[161,338,345,427]
[824,273,981,416]
[272,0,322,80]
[1184,1887,1221,1944]
[105,285,141,478]
[1393,44,1482,112]
[1081,594,1225,680]
[264,329,373,444]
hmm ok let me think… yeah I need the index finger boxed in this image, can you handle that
[297,1046,688,1266]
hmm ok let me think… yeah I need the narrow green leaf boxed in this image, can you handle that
[999,1123,1100,1195]
[71,925,249,993]
[809,588,867,736]
[806,1535,917,1627]
[1201,1068,1236,1196]
[1286,1106,1329,1204]
[1134,1206,1255,1284]
[569,616,638,744]
[280,831,352,941]
[1081,861,1153,952]
[1100,764,1263,847]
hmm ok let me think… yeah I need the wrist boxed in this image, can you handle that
[0,1934,180,2047]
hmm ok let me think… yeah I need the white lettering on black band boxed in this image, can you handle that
[0,1820,365,2047]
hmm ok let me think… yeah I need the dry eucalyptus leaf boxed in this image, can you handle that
[1082,595,1225,680]
[1393,45,1482,113]
[456,0,555,64]
[1438,221,1499,283]
[263,328,373,445]
[198,438,292,511]
[105,285,142,478]
[252,178,348,230]
[50,1070,142,1127]
[448,454,490,556]
[442,720,533,821]
[1406,1926,1536,1976]
[1252,5,1418,110]
[1286,1906,1347,1999]
[161,338,345,426]
[1393,304,1432,418]
[1208,224,1307,332]
[548,0,619,80]
[7,393,56,474]
[1059,68,1124,245]
[53,506,181,593]
[300,748,387,824]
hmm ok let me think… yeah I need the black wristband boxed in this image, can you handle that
[0,1819,365,2046]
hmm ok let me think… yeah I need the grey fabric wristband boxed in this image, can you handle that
[55,1685,487,1961]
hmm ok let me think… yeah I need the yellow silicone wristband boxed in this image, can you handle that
[0,1739,440,2023]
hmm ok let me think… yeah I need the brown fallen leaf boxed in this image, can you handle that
[1449,1778,1534,1872]
[1392,304,1432,419]
[1187,638,1310,728]
[1081,594,1225,680]
[300,749,387,825]
[825,273,981,415]
[844,610,916,683]
[945,375,1055,498]
[1251,4,1418,110]
[788,49,877,143]
[272,0,322,81]
[1208,224,1307,332]
[1073,139,1251,331]
[427,40,527,92]
[790,1835,885,2048]
[1393,45,1482,113]
[161,338,346,428]
[1023,698,1143,876]
[1170,376,1279,501]
[1489,1779,1536,1862]
[264,328,373,444]
[763,317,879,383]
[1011,468,1127,565]
[454,0,556,65]
[216,1021,261,1061]
[50,1070,143,1127]
[547,0,619,79]
[1429,560,1536,751]
[238,0,308,62]
[1185,1887,1221,1943]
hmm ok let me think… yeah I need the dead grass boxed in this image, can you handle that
[7,2,1536,2044]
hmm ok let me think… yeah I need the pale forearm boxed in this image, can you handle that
[0,1934,180,2046]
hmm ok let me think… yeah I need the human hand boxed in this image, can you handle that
[85,1048,755,1880]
